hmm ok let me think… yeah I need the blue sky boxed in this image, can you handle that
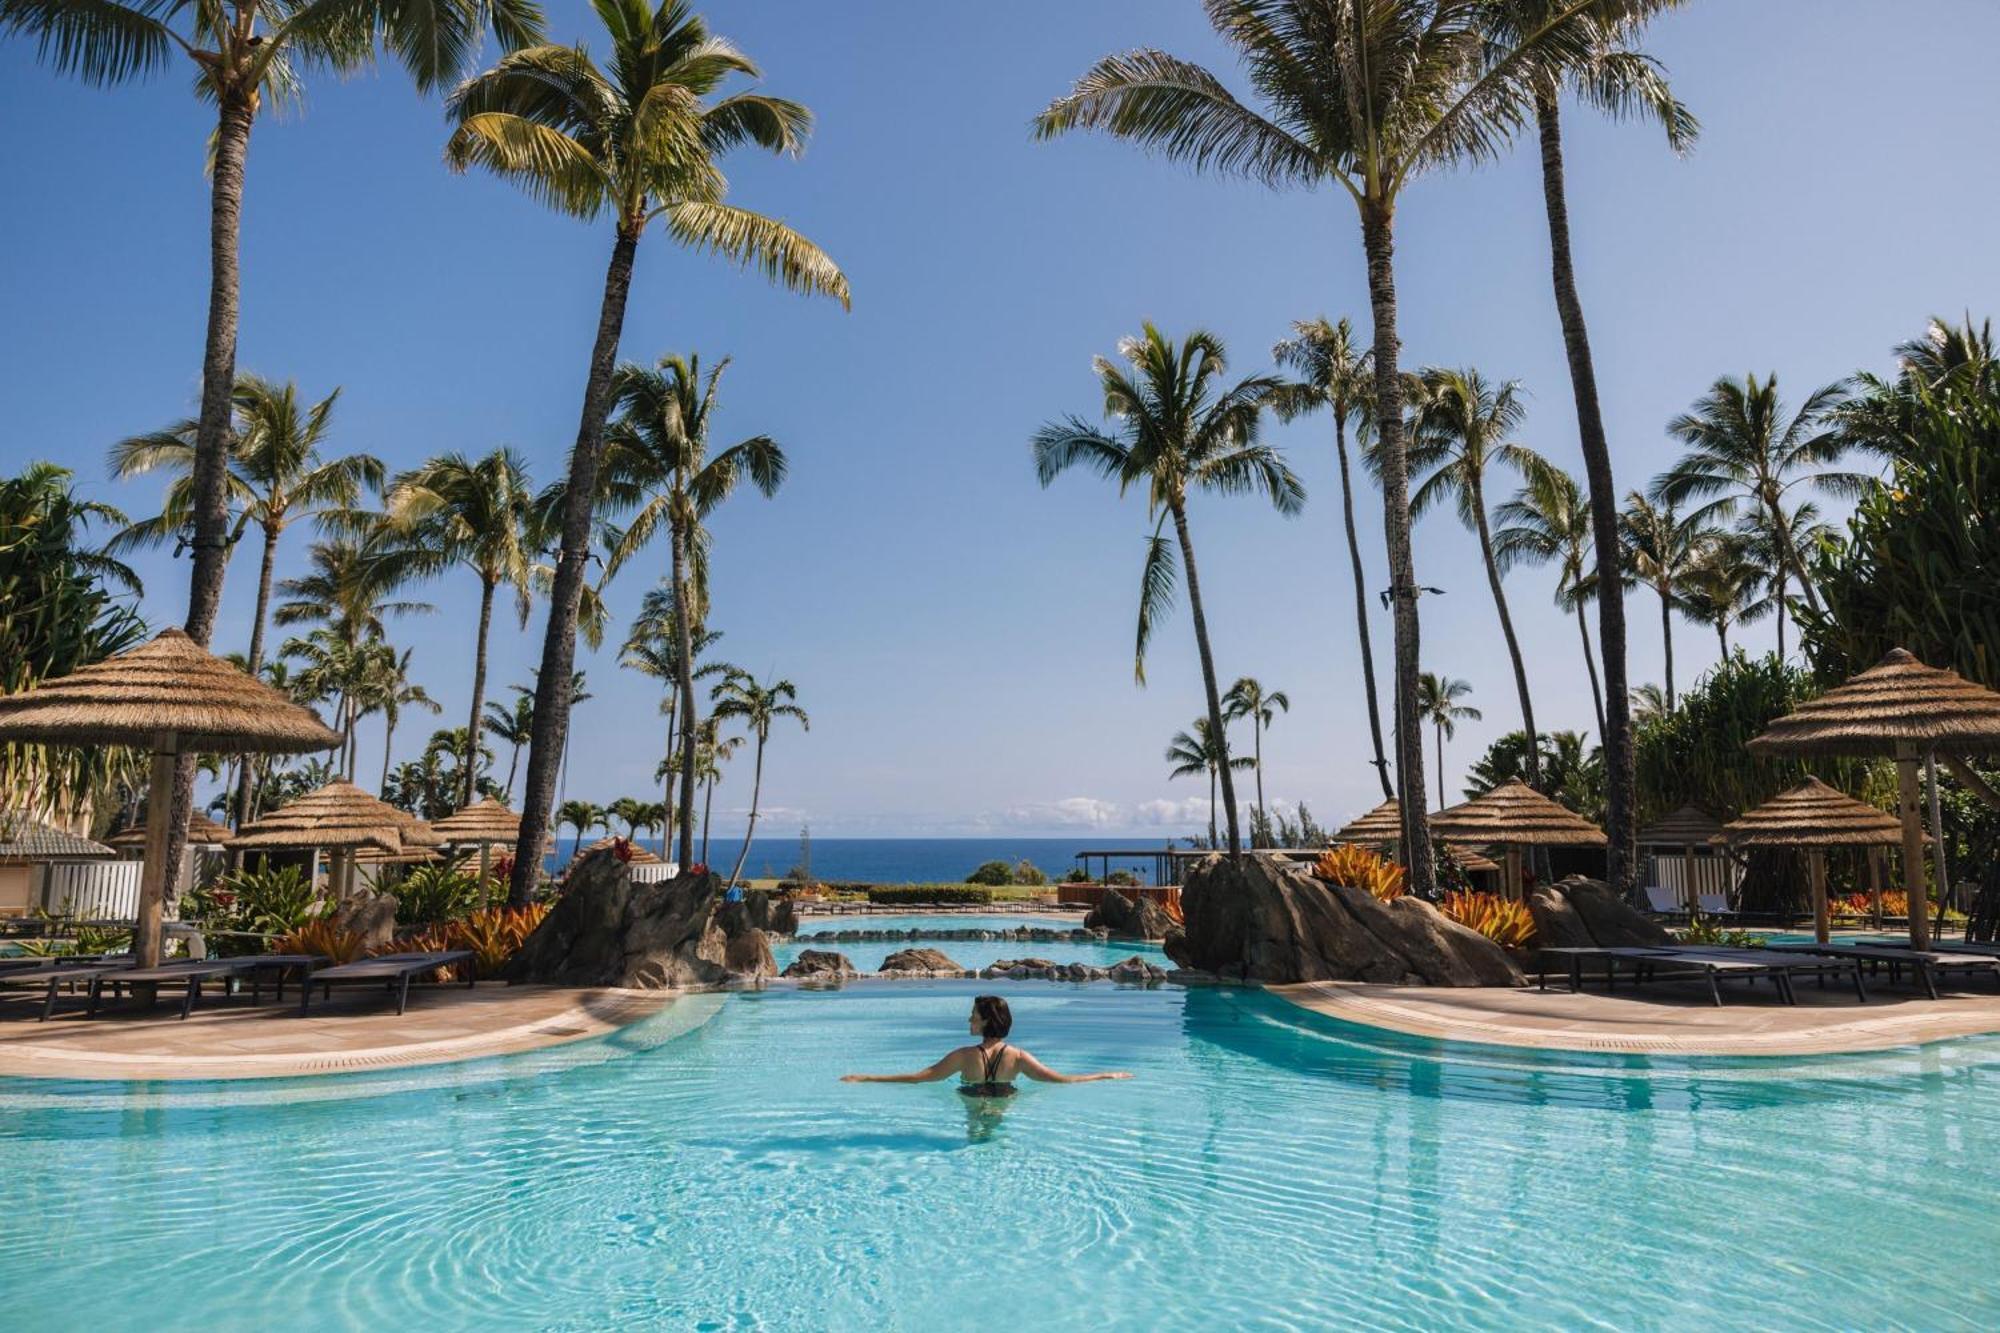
[5,1,1999,838]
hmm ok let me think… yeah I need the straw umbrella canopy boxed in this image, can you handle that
[1637,807,1726,915]
[582,836,663,865]
[1720,778,1903,944]
[0,628,339,964]
[106,810,233,852]
[228,781,416,898]
[1748,647,2000,948]
[1333,800,1403,849]
[431,796,522,881]
[1446,845,1499,875]
[1429,780,1607,899]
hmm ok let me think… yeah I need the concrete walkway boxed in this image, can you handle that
[0,983,671,1081]
[1274,977,2000,1056]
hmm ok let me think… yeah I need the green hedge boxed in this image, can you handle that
[866,885,997,905]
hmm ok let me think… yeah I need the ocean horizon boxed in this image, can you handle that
[545,835,1187,884]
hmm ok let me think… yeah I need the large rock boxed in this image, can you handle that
[880,947,964,976]
[332,891,398,954]
[1164,854,1522,987]
[1544,876,1673,949]
[769,897,799,937]
[1525,884,1595,951]
[1083,890,1177,941]
[504,853,775,988]
[782,949,858,979]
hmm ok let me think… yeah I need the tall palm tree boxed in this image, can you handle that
[1037,0,1608,895]
[1166,717,1255,850]
[1402,367,1548,789]
[708,669,808,888]
[108,374,382,828]
[484,687,535,801]
[1484,0,1695,897]
[1033,324,1302,857]
[693,718,740,866]
[609,796,650,839]
[1656,373,1860,623]
[380,448,545,805]
[274,536,432,652]
[1269,316,1391,797]
[444,0,847,907]
[1733,499,1832,661]
[1417,673,1481,810]
[600,353,783,865]
[621,584,735,820]
[1222,676,1290,835]
[1492,462,1604,739]
[367,648,439,794]
[1618,493,1705,710]
[557,800,605,859]
[1678,530,1772,656]
[282,628,379,777]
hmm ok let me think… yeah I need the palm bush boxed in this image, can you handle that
[189,865,325,948]
[392,865,492,928]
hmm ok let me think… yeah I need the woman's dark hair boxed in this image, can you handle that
[972,994,1013,1039]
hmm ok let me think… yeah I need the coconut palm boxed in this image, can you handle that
[557,800,606,859]
[365,648,440,794]
[1401,367,1548,789]
[1032,324,1302,857]
[1037,0,1608,895]
[1492,462,1604,739]
[379,448,546,804]
[609,796,650,839]
[1835,314,1998,455]
[1733,499,1833,661]
[274,536,432,652]
[281,628,380,777]
[621,584,735,819]
[484,687,535,801]
[1417,673,1482,810]
[600,353,783,866]
[1483,0,1696,896]
[708,670,808,888]
[1678,531,1772,656]
[1269,316,1391,797]
[1629,682,1668,724]
[1222,676,1290,836]
[1618,493,1705,710]
[1166,717,1255,850]
[443,0,847,906]
[693,718,740,866]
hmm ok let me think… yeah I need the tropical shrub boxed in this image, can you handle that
[13,913,132,958]
[1673,918,1767,948]
[1312,845,1406,900]
[448,903,551,979]
[1104,870,1140,888]
[1436,891,1536,950]
[191,865,325,940]
[868,885,997,905]
[1062,867,1093,884]
[1012,860,1049,886]
[1466,730,1605,824]
[278,919,369,965]
[392,865,491,927]
[966,860,1015,886]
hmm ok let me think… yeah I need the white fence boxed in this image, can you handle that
[40,860,144,920]
[1641,852,1741,906]
[630,861,680,883]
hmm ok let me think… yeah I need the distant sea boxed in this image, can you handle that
[545,836,1177,885]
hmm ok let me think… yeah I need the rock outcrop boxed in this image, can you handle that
[505,853,776,988]
[879,947,965,977]
[332,891,398,953]
[1528,876,1671,951]
[1083,890,1176,941]
[1162,854,1523,987]
[1108,954,1169,985]
[781,948,859,979]
[769,897,799,937]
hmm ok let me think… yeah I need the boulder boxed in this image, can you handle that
[1108,954,1168,984]
[504,853,776,988]
[782,948,859,979]
[1559,876,1673,948]
[880,947,963,976]
[1165,853,1521,987]
[769,897,799,937]
[332,891,398,954]
[1525,883,1595,951]
[1084,890,1177,941]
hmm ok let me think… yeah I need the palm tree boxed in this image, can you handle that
[484,687,535,802]
[1032,325,1302,857]
[600,353,783,866]
[1629,682,1669,725]
[274,536,432,651]
[1167,716,1255,849]
[1417,673,1482,810]
[544,669,593,819]
[609,796,650,839]
[1678,531,1772,656]
[1484,0,1696,898]
[380,448,545,805]
[1037,0,1610,896]
[282,628,381,777]
[1269,317,1391,797]
[557,800,606,859]
[1656,373,1861,624]
[1732,499,1832,661]
[693,718,740,866]
[444,1,847,907]
[708,670,808,887]
[366,647,439,794]
[621,585,734,819]
[1618,493,1705,710]
[1402,367,1548,789]
[1492,462,1604,739]
[1222,676,1290,836]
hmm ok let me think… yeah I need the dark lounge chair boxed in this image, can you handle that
[1535,946,1800,1006]
[1768,942,2000,1000]
[0,962,136,1021]
[297,950,475,1016]
[89,954,325,1020]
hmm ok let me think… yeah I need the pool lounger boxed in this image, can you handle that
[1766,942,2000,1001]
[1536,946,1799,1007]
[0,963,136,1021]
[298,950,475,1016]
[90,954,326,1021]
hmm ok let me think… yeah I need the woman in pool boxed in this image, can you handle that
[840,994,1131,1096]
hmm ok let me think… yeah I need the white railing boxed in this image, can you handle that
[1642,853,1741,906]
[630,861,680,883]
[41,861,144,920]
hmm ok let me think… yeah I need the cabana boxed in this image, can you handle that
[1429,780,1607,900]
[1636,806,1731,916]
[1332,799,1402,850]
[227,781,415,899]
[431,797,523,882]
[0,818,115,919]
[1719,778,1903,945]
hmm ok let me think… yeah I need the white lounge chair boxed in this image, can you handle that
[1697,891,1736,916]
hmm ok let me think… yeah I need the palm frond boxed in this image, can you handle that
[1133,518,1178,686]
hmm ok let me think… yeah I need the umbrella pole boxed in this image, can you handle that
[1683,843,1699,921]
[135,738,177,967]
[1895,743,1931,950]
[1504,848,1522,902]
[1809,849,1829,946]
[1869,847,1885,931]
[480,842,492,886]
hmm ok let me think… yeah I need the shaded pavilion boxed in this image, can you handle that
[1333,799,1403,849]
[227,781,418,899]
[1719,778,1903,945]
[106,810,232,855]
[1429,780,1607,899]
[0,628,339,964]
[1636,807,1728,914]
[431,797,524,881]
[1749,648,2000,948]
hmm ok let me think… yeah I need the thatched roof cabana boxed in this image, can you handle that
[228,782,411,854]
[1332,799,1402,846]
[1637,807,1724,846]
[106,809,233,851]
[582,836,663,865]
[0,818,114,863]
[1446,844,1499,874]
[431,797,521,846]
[1721,778,1904,942]
[0,628,340,964]
[1428,780,1607,848]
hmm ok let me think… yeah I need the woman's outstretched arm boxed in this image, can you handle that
[842,1049,967,1084]
[1015,1049,1131,1084]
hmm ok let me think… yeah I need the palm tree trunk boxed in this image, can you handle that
[1207,763,1217,848]
[1360,200,1436,897]
[1660,586,1676,710]
[671,513,699,867]
[701,776,716,865]
[1471,479,1540,790]
[1536,89,1636,898]
[1252,721,1265,841]
[1718,623,1729,657]
[463,573,496,808]
[505,741,520,802]
[1769,500,1823,618]
[727,734,767,888]
[1335,412,1394,799]
[510,225,641,908]
[1576,602,1606,742]
[1168,502,1241,857]
[1435,722,1445,811]
[380,714,396,795]
[1775,564,1788,660]
[661,684,678,821]
[229,520,283,838]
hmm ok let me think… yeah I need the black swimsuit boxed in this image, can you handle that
[958,1043,1016,1099]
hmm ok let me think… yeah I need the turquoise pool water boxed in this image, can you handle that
[780,913,1157,973]
[5,976,2000,1326]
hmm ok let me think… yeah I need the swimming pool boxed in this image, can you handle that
[779,913,1161,974]
[5,972,1999,1329]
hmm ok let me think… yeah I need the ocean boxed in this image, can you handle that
[545,836,1177,884]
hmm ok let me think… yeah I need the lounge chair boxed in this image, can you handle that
[1535,945,1798,1006]
[1766,942,2000,1000]
[1641,886,1683,915]
[89,954,325,1021]
[1696,891,1736,917]
[1667,945,1868,1003]
[0,962,136,1021]
[297,950,475,1016]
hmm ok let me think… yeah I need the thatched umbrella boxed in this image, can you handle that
[0,628,339,964]
[1748,647,2000,948]
[1447,845,1500,875]
[431,796,522,882]
[1429,780,1607,899]
[227,781,415,898]
[1637,806,1726,915]
[1333,799,1402,849]
[106,809,233,853]
[582,835,663,865]
[1719,778,1903,944]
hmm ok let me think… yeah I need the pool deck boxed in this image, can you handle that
[1274,978,2000,1056]
[0,983,671,1081]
